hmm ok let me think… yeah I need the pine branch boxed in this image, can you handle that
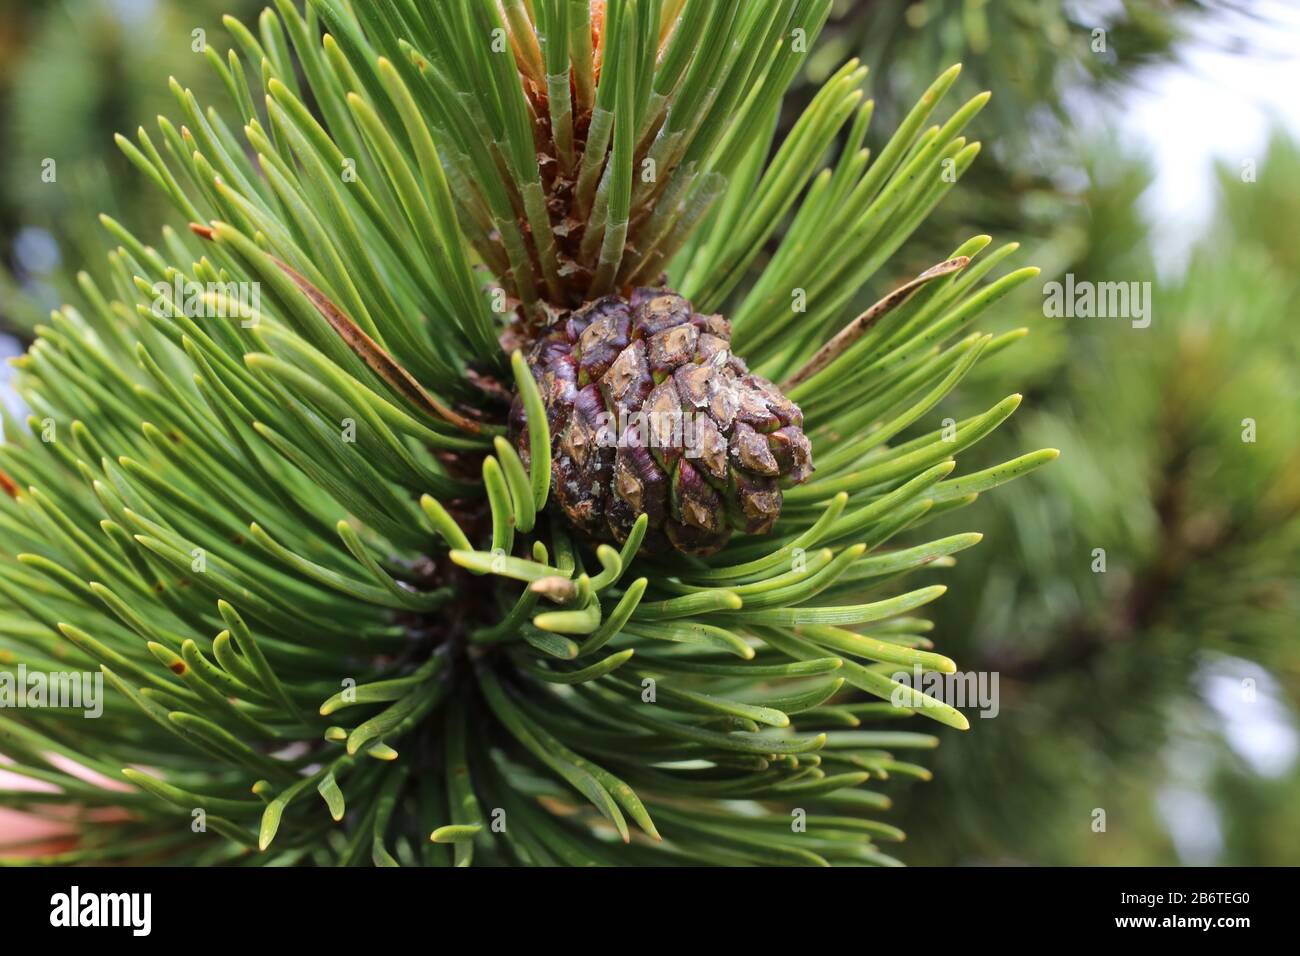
[0,0,1053,866]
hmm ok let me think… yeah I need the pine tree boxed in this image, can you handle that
[0,0,1054,866]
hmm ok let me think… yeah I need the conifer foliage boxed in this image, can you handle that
[0,0,1053,865]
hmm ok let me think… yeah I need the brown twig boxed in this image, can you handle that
[782,256,969,392]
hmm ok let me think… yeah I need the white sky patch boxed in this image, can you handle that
[1156,784,1225,866]
[1200,656,1299,779]
[0,334,24,431]
[1117,0,1300,274]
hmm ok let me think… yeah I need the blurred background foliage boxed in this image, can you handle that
[0,0,259,334]
[899,140,1300,865]
[0,0,1295,865]
[836,0,1300,864]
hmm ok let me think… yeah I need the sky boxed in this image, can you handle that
[1117,0,1300,272]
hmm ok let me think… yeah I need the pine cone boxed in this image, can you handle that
[512,289,813,556]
